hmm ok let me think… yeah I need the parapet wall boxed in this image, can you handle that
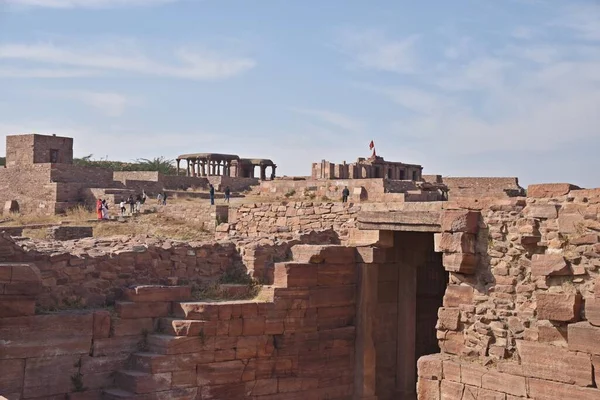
[440,176,525,199]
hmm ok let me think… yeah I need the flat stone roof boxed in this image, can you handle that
[177,153,240,161]
[240,158,276,166]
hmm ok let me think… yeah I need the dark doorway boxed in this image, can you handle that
[372,231,447,400]
[50,149,59,163]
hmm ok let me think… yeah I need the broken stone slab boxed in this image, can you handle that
[438,232,476,254]
[568,322,600,355]
[531,254,571,276]
[524,205,558,219]
[527,183,580,198]
[585,297,600,327]
[536,292,582,322]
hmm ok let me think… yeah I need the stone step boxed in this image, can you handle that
[158,318,216,337]
[122,285,192,303]
[115,301,171,319]
[130,351,214,374]
[114,370,171,394]
[146,334,212,355]
[103,387,198,400]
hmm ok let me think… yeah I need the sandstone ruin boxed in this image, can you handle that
[1,133,599,400]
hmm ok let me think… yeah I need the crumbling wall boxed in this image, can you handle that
[418,184,600,399]
[442,177,526,199]
[0,245,358,400]
[0,234,242,308]
[0,164,58,215]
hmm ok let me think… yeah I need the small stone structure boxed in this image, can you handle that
[176,153,277,180]
[312,155,423,180]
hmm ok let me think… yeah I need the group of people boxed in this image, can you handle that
[96,191,148,220]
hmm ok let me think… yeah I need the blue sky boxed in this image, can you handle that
[0,0,599,187]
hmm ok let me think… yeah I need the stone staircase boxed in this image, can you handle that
[102,284,275,399]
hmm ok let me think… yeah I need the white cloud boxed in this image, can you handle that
[0,42,256,80]
[4,0,178,9]
[556,3,600,41]
[335,29,419,74]
[52,91,134,117]
[290,107,364,132]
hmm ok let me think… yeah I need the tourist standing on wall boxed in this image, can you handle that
[162,192,168,206]
[209,184,215,205]
[135,194,142,213]
[120,199,126,216]
[224,186,231,203]
[128,195,135,215]
[342,186,350,203]
[96,199,103,220]
[157,192,163,205]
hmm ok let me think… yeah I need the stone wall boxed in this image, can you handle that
[0,245,358,400]
[47,226,93,240]
[227,202,360,240]
[0,164,58,215]
[0,234,242,308]
[439,177,526,199]
[416,183,600,399]
[6,134,73,167]
[158,202,229,231]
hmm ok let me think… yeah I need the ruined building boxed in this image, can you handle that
[312,155,423,181]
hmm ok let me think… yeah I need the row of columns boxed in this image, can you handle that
[176,159,233,177]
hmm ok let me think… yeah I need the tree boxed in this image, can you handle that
[134,157,176,175]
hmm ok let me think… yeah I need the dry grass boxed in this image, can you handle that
[21,228,49,239]
[93,213,212,241]
[191,281,262,302]
[2,205,96,227]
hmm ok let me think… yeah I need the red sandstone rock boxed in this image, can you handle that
[131,352,214,374]
[525,204,559,219]
[115,301,171,319]
[308,286,355,308]
[586,297,600,326]
[531,254,571,276]
[568,322,600,355]
[0,358,24,394]
[115,370,171,394]
[536,292,582,322]
[443,253,476,274]
[197,359,250,386]
[122,285,192,302]
[92,310,111,339]
[111,317,155,337]
[438,233,476,254]
[516,340,592,386]
[481,370,527,397]
[440,211,479,233]
[91,335,142,356]
[23,354,80,398]
[460,363,486,387]
[595,277,600,298]
[173,302,220,320]
[159,318,217,337]
[147,334,213,355]
[273,262,318,288]
[440,380,464,399]
[443,285,474,307]
[572,234,600,245]
[527,183,579,198]
[0,296,35,317]
[528,377,600,400]
[417,379,440,400]
[558,213,586,234]
[290,245,356,264]
[417,354,442,380]
[436,308,460,331]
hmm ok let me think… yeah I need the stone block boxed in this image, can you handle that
[122,285,191,302]
[0,358,24,394]
[147,334,214,355]
[516,340,592,386]
[536,292,582,322]
[80,354,129,374]
[440,380,464,400]
[442,360,461,382]
[93,310,111,339]
[173,302,220,320]
[481,370,527,397]
[91,336,142,356]
[527,183,579,198]
[568,322,600,355]
[290,245,355,264]
[417,378,440,400]
[0,313,93,341]
[111,317,155,337]
[531,254,570,276]
[443,253,476,274]
[528,377,600,400]
[317,263,356,286]
[538,321,568,346]
[417,354,442,380]
[438,232,476,254]
[159,318,216,337]
[242,317,266,336]
[525,205,558,219]
[586,297,600,326]
[115,301,171,319]
[441,211,479,233]
[130,352,214,374]
[23,354,80,398]
[115,371,171,394]
[197,360,248,386]
[593,356,600,389]
[308,286,355,308]
[571,234,599,245]
[558,213,585,234]
[443,285,474,307]
[436,307,460,331]
[355,246,393,263]
[595,277,600,298]
[0,296,35,317]
[460,363,486,387]
[273,263,318,288]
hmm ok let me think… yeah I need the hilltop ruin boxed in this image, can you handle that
[0,133,598,400]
